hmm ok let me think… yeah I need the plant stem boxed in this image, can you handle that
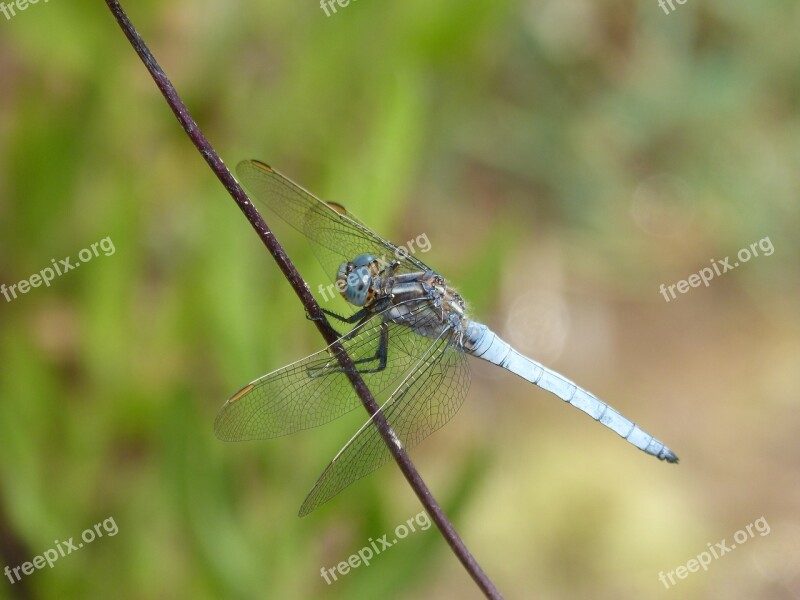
[103,2,503,597]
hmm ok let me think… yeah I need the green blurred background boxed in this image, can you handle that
[1,0,798,598]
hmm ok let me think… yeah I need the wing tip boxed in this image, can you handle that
[212,414,232,441]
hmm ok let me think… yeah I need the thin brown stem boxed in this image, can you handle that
[103,2,503,598]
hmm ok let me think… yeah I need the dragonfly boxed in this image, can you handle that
[215,159,679,517]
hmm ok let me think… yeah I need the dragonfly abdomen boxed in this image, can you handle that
[463,322,679,463]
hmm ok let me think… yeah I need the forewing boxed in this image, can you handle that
[236,160,431,284]
[298,327,470,516]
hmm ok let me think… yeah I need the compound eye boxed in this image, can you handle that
[343,265,372,306]
[352,254,377,269]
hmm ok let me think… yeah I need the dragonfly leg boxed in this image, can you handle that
[324,307,369,324]
[350,321,389,373]
[305,307,368,325]
[306,321,389,378]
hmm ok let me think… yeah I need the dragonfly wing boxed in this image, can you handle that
[298,326,470,516]
[215,300,438,441]
[236,160,432,284]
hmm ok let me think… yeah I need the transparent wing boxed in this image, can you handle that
[236,160,432,285]
[298,326,470,516]
[214,300,441,441]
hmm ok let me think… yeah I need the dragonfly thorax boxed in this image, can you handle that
[336,253,381,306]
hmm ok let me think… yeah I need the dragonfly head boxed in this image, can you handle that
[336,254,379,307]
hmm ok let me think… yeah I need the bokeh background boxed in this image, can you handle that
[1,1,798,598]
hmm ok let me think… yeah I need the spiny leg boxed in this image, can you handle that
[323,307,369,325]
[307,321,389,378]
[305,307,369,325]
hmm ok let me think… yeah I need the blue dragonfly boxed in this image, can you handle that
[215,160,679,516]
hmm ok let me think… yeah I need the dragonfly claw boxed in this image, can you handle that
[305,309,324,322]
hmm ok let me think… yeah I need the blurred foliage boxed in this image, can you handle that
[0,0,798,599]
